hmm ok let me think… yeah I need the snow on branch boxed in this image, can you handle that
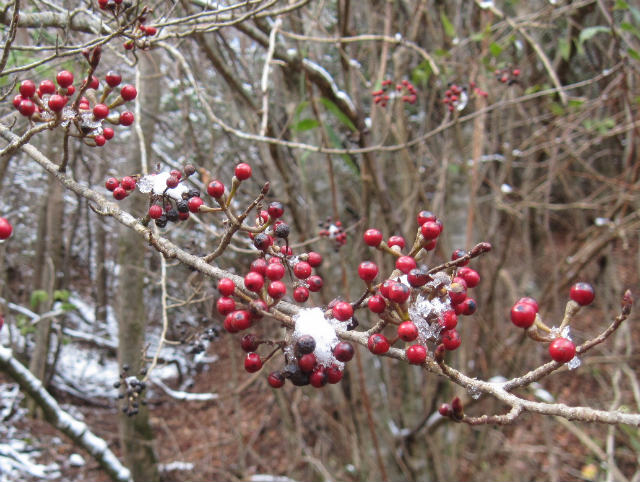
[0,346,132,482]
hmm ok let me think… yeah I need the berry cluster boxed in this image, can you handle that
[442,84,468,113]
[371,79,418,107]
[495,67,521,85]
[0,217,12,240]
[105,175,138,201]
[13,69,136,147]
[113,365,147,417]
[318,218,347,250]
[360,211,483,363]
[509,282,595,365]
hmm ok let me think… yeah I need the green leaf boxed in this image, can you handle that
[294,101,309,119]
[411,59,432,87]
[292,118,319,132]
[319,98,356,132]
[568,99,585,108]
[578,26,611,47]
[558,38,571,62]
[30,290,49,309]
[61,302,77,312]
[53,289,70,302]
[629,48,640,61]
[549,102,565,116]
[614,0,629,9]
[620,22,640,39]
[489,42,503,57]
[440,10,456,38]
[325,125,359,175]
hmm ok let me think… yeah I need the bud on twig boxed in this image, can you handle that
[435,344,445,364]
[470,242,492,257]
[622,289,633,316]
[452,396,464,420]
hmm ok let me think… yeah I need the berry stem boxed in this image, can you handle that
[558,300,580,332]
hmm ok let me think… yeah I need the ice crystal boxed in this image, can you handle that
[138,172,189,201]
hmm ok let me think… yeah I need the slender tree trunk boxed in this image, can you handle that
[116,51,160,482]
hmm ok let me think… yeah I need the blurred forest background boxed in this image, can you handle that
[0,0,639,481]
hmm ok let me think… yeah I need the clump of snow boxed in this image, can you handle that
[68,453,85,467]
[408,294,450,342]
[138,172,189,201]
[292,308,343,368]
[567,356,581,370]
[160,461,195,472]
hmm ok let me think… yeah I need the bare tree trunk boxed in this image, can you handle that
[116,51,160,482]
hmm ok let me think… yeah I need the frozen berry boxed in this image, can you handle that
[244,272,264,292]
[265,262,285,281]
[296,335,316,355]
[56,70,74,88]
[441,329,461,350]
[48,94,66,112]
[549,337,576,363]
[451,249,469,266]
[310,367,327,388]
[387,235,405,250]
[120,84,137,101]
[216,296,236,315]
[307,275,323,292]
[166,175,179,188]
[121,176,136,191]
[395,256,416,274]
[113,186,127,200]
[298,353,316,372]
[253,233,273,251]
[230,310,251,331]
[235,163,252,180]
[570,282,595,306]
[459,298,477,316]
[119,111,135,126]
[250,258,268,275]
[19,80,36,98]
[388,282,410,304]
[103,127,115,140]
[267,201,284,219]
[358,261,378,282]
[148,205,163,219]
[307,252,323,267]
[93,103,109,119]
[293,261,312,279]
[105,71,122,87]
[105,177,119,191]
[421,221,440,240]
[293,286,309,302]
[18,99,35,117]
[218,278,235,296]
[39,79,56,95]
[188,196,203,213]
[333,342,354,362]
[207,180,225,198]
[457,267,480,288]
[367,294,386,313]
[448,282,467,305]
[517,296,539,313]
[267,280,286,299]
[407,269,430,287]
[326,365,343,384]
[439,310,458,330]
[416,210,437,226]
[268,371,285,388]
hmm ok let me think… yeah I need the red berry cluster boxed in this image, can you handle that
[371,79,418,107]
[442,84,468,113]
[361,211,483,363]
[509,282,595,364]
[0,217,13,240]
[105,175,138,201]
[13,69,136,147]
[121,11,158,51]
[495,67,520,85]
[469,80,489,99]
[318,218,347,250]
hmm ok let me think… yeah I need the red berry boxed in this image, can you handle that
[512,68,521,76]
[423,238,437,251]
[223,313,239,333]
[441,329,461,350]
[549,337,576,363]
[298,353,316,372]
[517,296,539,313]
[244,272,264,292]
[250,258,268,275]
[407,268,430,287]
[268,371,285,388]
[379,279,396,299]
[267,201,284,219]
[395,256,416,274]
[310,367,327,388]
[234,163,252,180]
[85,76,99,90]
[169,169,182,180]
[459,298,477,316]
[112,186,127,200]
[166,176,179,188]
[119,111,134,126]
[39,79,56,95]
[387,235,405,250]
[18,99,35,117]
[368,334,390,355]
[570,282,595,306]
[307,275,323,292]
[216,296,236,315]
[357,261,378,282]
[105,177,119,191]
[188,196,203,213]
[19,80,36,98]
[12,95,24,109]
[178,212,189,221]
[148,205,163,219]
[326,365,343,384]
[439,403,452,417]
[416,210,437,226]
[367,294,386,313]
[56,70,74,88]
[421,221,440,240]
[103,127,115,140]
[451,249,469,265]
[120,84,137,101]
[240,334,259,352]
[457,267,480,288]
[363,228,383,246]
[230,310,251,331]
[293,286,309,302]
[267,280,286,299]
[0,218,13,240]
[93,103,109,119]
[406,344,427,364]
[306,251,323,267]
[448,282,467,305]
[332,301,353,321]
[121,176,136,191]
[510,302,536,328]
[398,321,418,342]
[293,261,312,279]
[105,71,122,87]
[144,26,157,36]
[48,94,66,112]
[439,310,458,330]
[207,180,225,198]
[124,40,134,50]
[244,353,262,373]
[333,342,354,362]
[388,282,411,304]
[217,278,235,296]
